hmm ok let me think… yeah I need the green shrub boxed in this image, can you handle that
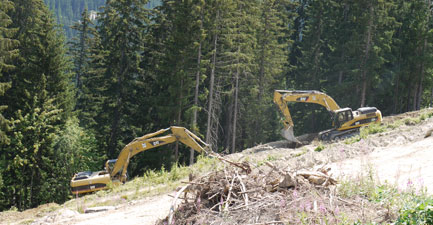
[396,197,433,225]
[360,123,386,138]
[314,143,325,152]
[344,135,361,144]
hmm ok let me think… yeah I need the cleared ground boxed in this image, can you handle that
[1,108,433,225]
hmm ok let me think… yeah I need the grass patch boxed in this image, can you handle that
[314,143,325,152]
[396,197,433,224]
[337,165,432,224]
[344,135,361,145]
[360,123,387,139]
[256,154,280,166]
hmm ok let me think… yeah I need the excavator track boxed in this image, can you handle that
[319,128,360,141]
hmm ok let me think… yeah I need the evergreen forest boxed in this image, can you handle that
[1,0,433,211]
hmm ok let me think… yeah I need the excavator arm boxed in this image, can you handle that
[110,126,209,183]
[273,90,341,142]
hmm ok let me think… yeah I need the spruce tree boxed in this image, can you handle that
[90,0,153,163]
[0,0,19,210]
[245,0,293,145]
[0,0,74,210]
[218,0,259,152]
[0,0,18,144]
[389,0,433,112]
[151,0,208,162]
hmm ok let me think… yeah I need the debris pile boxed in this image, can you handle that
[159,156,340,225]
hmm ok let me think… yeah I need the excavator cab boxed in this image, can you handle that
[333,108,353,129]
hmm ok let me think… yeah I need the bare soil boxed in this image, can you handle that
[1,108,433,225]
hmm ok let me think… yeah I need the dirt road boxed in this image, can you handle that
[30,194,175,225]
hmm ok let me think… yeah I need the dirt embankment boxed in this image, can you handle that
[2,108,433,225]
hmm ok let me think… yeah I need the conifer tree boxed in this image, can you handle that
[69,8,95,91]
[390,0,433,112]
[0,0,74,210]
[151,0,208,162]
[245,0,293,145]
[91,0,152,160]
[0,0,19,210]
[0,0,18,144]
[218,0,259,152]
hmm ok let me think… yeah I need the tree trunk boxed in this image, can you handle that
[393,44,402,114]
[232,62,240,154]
[360,5,374,107]
[338,3,349,85]
[430,86,433,107]
[191,13,203,165]
[224,94,233,153]
[206,13,219,149]
[175,78,184,162]
[256,16,267,143]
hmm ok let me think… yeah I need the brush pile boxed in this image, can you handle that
[159,155,340,225]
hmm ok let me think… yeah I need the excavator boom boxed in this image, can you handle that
[71,126,209,194]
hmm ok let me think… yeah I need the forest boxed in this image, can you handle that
[1,0,433,211]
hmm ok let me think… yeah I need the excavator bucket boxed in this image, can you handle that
[281,127,301,144]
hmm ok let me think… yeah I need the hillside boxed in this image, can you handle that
[1,108,433,224]
[43,0,161,39]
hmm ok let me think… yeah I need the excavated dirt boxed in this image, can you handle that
[1,108,433,225]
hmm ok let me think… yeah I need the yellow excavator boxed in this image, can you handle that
[273,90,382,142]
[70,126,209,194]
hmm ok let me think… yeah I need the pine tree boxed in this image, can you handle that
[0,0,18,144]
[69,8,99,127]
[0,0,19,210]
[69,8,95,91]
[151,0,208,162]
[244,0,293,145]
[90,0,152,161]
[390,0,433,112]
[217,0,259,152]
[0,0,74,210]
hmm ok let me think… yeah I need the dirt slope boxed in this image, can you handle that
[1,108,433,225]
[332,136,433,193]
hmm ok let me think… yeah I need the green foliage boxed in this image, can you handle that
[53,117,103,174]
[360,123,387,139]
[1,96,62,210]
[87,0,153,160]
[338,166,433,224]
[0,0,18,145]
[396,197,433,225]
[314,143,325,152]
[344,135,362,145]
[0,0,74,211]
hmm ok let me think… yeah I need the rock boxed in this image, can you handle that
[425,128,433,138]
[278,174,296,188]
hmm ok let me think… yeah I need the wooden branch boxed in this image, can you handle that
[168,184,191,224]
[224,175,236,212]
[208,151,251,173]
[236,170,249,208]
